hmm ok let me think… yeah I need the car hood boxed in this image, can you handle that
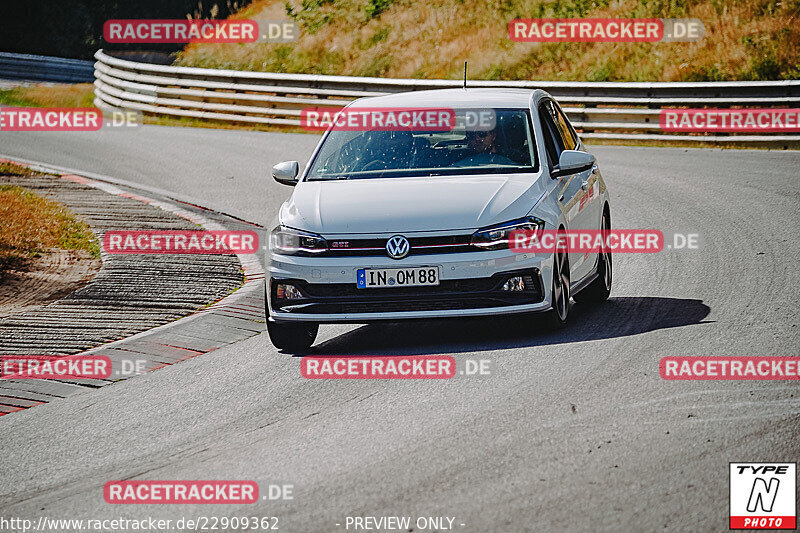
[279,174,545,234]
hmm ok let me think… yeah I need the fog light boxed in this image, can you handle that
[276,283,303,300]
[501,276,525,291]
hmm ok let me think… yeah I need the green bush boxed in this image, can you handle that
[365,0,395,20]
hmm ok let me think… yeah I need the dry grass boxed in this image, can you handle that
[0,182,100,275]
[141,113,310,133]
[177,0,800,81]
[0,83,96,108]
[586,137,800,150]
[0,84,317,133]
[0,161,32,176]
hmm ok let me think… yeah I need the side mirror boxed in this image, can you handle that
[272,161,300,186]
[551,150,595,178]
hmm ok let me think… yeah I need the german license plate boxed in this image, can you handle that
[356,267,439,288]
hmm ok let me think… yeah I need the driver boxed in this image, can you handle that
[453,127,516,167]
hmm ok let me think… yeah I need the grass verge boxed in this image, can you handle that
[0,173,100,278]
[0,161,33,175]
[0,83,96,108]
[0,85,311,133]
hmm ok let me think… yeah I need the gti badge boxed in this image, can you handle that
[386,235,410,259]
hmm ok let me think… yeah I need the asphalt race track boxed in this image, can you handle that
[0,126,798,531]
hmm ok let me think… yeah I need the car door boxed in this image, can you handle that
[552,101,602,232]
[538,100,589,280]
[553,101,601,281]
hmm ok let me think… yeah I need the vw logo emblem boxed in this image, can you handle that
[386,235,410,259]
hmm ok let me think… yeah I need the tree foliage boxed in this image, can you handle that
[0,0,251,59]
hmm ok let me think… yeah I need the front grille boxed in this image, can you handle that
[349,300,473,312]
[301,277,494,298]
[325,234,473,257]
[290,298,514,314]
[271,269,543,315]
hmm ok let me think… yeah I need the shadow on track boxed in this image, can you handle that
[309,296,712,356]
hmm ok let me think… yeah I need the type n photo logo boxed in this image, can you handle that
[730,463,796,529]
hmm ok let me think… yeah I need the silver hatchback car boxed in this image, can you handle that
[266,89,612,352]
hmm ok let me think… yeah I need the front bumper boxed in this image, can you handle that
[267,249,554,323]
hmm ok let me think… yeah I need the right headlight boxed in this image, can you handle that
[470,217,544,250]
[270,225,328,255]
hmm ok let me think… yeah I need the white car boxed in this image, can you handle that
[266,88,611,352]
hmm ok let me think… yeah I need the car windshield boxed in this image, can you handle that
[306,108,538,180]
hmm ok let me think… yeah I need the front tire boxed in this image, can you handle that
[545,244,570,329]
[267,320,318,353]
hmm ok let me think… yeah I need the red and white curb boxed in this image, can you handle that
[0,157,266,415]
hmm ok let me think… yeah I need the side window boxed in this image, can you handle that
[538,101,564,168]
[553,104,578,151]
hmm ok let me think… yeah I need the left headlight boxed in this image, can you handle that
[471,216,545,250]
[270,225,328,255]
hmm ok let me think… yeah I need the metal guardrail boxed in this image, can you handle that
[93,49,800,144]
[0,52,94,83]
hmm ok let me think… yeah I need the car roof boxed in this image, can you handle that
[347,88,548,109]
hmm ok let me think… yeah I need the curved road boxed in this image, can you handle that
[0,126,798,531]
